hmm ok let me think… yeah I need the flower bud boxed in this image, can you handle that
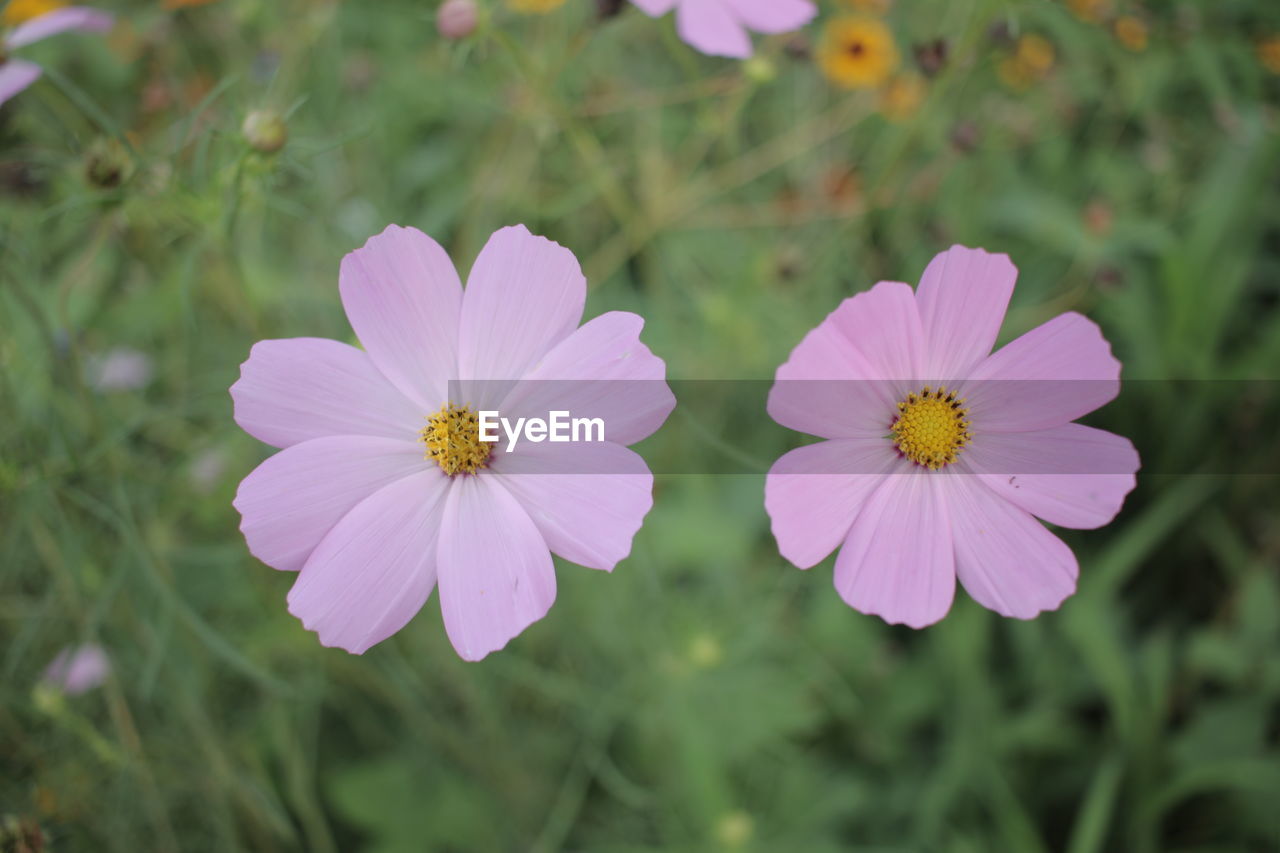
[595,0,624,19]
[743,55,777,84]
[84,137,134,189]
[241,109,288,154]
[436,0,477,40]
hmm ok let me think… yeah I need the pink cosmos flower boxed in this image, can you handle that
[630,0,816,59]
[232,225,674,661]
[0,7,113,107]
[42,644,111,695]
[765,246,1139,627]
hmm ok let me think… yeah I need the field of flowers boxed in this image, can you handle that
[3,0,1279,850]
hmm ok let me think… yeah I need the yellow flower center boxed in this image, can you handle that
[3,0,66,26]
[889,386,971,470]
[420,404,491,476]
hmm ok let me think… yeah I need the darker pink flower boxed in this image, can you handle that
[765,246,1139,627]
[232,225,674,660]
[0,8,113,107]
[630,0,816,59]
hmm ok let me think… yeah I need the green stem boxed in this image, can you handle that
[490,29,643,262]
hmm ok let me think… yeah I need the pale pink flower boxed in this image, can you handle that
[190,447,229,494]
[630,0,816,59]
[765,246,1139,627]
[87,347,154,391]
[0,8,113,107]
[232,225,674,661]
[42,644,110,695]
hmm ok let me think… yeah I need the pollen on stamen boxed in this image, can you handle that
[420,403,492,476]
[889,385,971,470]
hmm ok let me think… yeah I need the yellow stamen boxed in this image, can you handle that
[420,403,491,476]
[889,386,971,470]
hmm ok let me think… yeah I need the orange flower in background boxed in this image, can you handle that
[162,0,221,8]
[1113,16,1147,52]
[1066,0,1110,23]
[818,16,899,89]
[1259,36,1280,74]
[1016,33,1054,72]
[2,0,65,25]
[879,72,926,121]
[998,33,1054,91]
[507,0,566,13]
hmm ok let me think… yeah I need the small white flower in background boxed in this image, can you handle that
[88,347,154,392]
[42,644,110,695]
[190,447,229,494]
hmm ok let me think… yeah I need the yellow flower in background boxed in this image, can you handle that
[1259,36,1280,74]
[1113,16,1147,52]
[2,0,65,25]
[1066,0,1110,23]
[1016,34,1055,72]
[879,72,925,121]
[818,16,899,90]
[998,34,1055,92]
[507,0,566,14]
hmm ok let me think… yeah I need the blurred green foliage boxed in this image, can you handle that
[2,0,1280,850]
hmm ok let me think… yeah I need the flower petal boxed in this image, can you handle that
[231,337,424,448]
[42,644,110,695]
[286,469,448,654]
[437,475,557,661]
[234,436,426,572]
[915,245,1017,379]
[768,281,925,438]
[947,474,1078,619]
[500,311,675,446]
[765,438,899,569]
[724,0,816,34]
[339,225,463,411]
[962,424,1139,529]
[676,0,753,59]
[493,441,653,571]
[962,312,1121,432]
[458,226,585,406]
[0,59,42,107]
[8,7,112,49]
[833,468,955,628]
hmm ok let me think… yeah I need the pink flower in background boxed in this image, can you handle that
[630,0,816,59]
[232,225,674,661]
[42,644,110,695]
[0,7,113,107]
[765,246,1139,627]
